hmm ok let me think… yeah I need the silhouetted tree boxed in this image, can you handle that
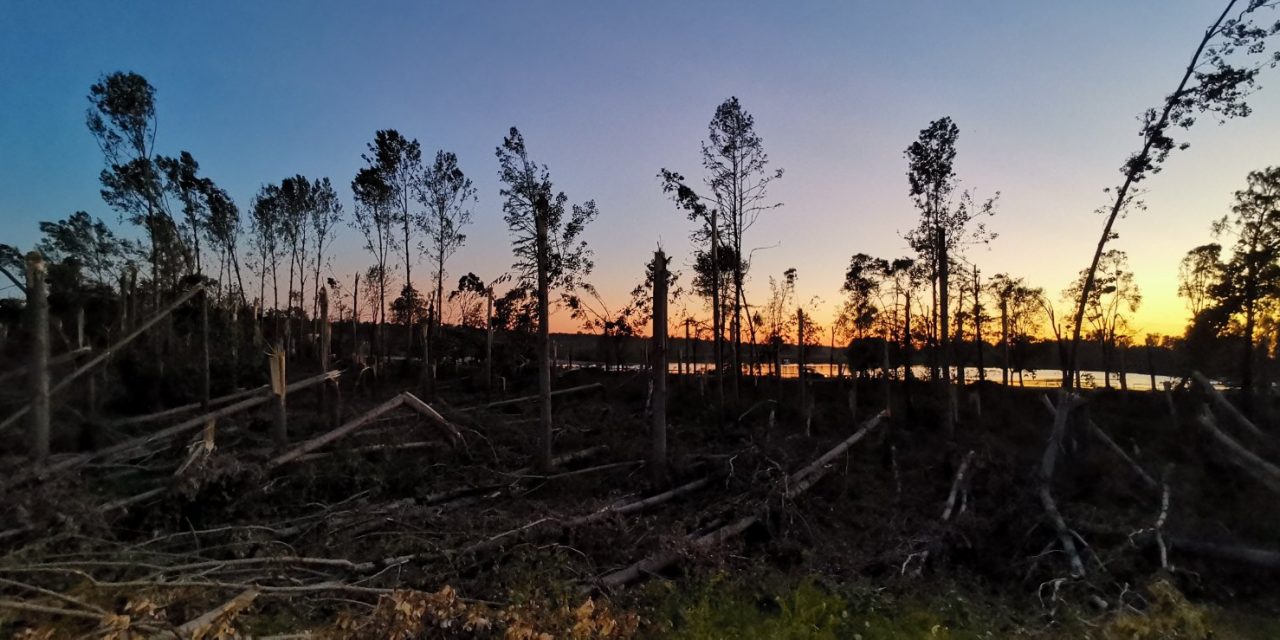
[362,130,423,333]
[1069,0,1280,386]
[1065,250,1141,388]
[309,178,343,318]
[1178,243,1224,320]
[250,185,284,314]
[202,182,246,304]
[449,273,492,329]
[496,127,598,472]
[34,211,137,289]
[87,71,186,294]
[659,170,726,408]
[352,166,396,362]
[390,284,427,326]
[701,97,783,399]
[155,151,209,276]
[905,118,997,430]
[418,150,476,379]
[1210,166,1280,394]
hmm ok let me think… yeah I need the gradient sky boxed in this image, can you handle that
[3,1,1278,336]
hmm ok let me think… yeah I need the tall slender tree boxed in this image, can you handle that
[309,178,343,319]
[202,181,247,304]
[418,150,476,357]
[496,127,598,472]
[701,97,783,400]
[905,118,997,431]
[362,130,423,334]
[351,166,396,364]
[659,170,727,412]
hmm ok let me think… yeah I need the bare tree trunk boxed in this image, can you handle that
[1119,344,1128,391]
[319,287,336,428]
[26,253,50,462]
[269,348,287,450]
[535,197,554,472]
[938,227,953,436]
[200,287,210,410]
[904,290,913,410]
[829,326,836,379]
[485,292,494,397]
[1001,296,1009,386]
[710,218,724,417]
[650,250,668,488]
[798,308,807,434]
[351,272,360,362]
[974,265,984,382]
[882,336,892,414]
[1148,343,1158,392]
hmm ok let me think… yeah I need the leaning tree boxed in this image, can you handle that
[1068,0,1280,386]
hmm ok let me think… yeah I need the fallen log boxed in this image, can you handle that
[1193,404,1280,495]
[292,440,439,464]
[460,382,604,412]
[268,394,407,468]
[104,385,269,429]
[444,476,714,565]
[590,411,889,591]
[1087,418,1158,491]
[784,410,888,499]
[0,346,91,385]
[1039,391,1086,578]
[175,588,259,638]
[5,370,340,488]
[590,515,759,592]
[941,450,975,522]
[1082,523,1280,571]
[401,391,464,444]
[1193,370,1271,442]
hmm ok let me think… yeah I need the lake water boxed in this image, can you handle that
[570,361,1195,392]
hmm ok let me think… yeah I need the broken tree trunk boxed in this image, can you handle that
[1039,391,1086,578]
[785,410,888,499]
[1193,370,1269,442]
[485,292,494,397]
[26,252,50,462]
[269,391,461,468]
[400,391,464,444]
[104,385,269,429]
[651,249,669,487]
[941,450,976,521]
[461,383,604,412]
[269,347,288,450]
[1087,417,1158,491]
[319,287,334,428]
[0,346,90,385]
[1193,404,1280,495]
[4,371,341,487]
[200,286,210,410]
[269,394,407,468]
[591,410,889,591]
[798,308,807,435]
[54,284,203,398]
[0,284,207,435]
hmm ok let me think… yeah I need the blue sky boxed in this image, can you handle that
[3,1,1278,334]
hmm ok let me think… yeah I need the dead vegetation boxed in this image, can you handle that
[3,344,1280,638]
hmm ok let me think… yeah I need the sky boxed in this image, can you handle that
[2,1,1278,337]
